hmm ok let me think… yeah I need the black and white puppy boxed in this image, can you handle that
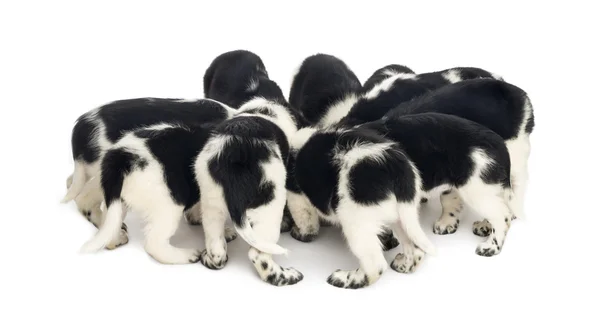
[383,79,534,236]
[203,49,309,233]
[79,122,238,261]
[289,53,362,127]
[290,112,514,282]
[195,78,305,286]
[203,49,274,109]
[336,66,503,127]
[361,64,415,94]
[287,125,435,289]
[61,98,237,248]
[80,79,304,286]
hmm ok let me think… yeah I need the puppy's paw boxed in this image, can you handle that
[377,231,399,251]
[183,210,202,226]
[327,269,369,289]
[476,237,501,257]
[290,226,318,243]
[105,226,129,250]
[473,220,492,237]
[390,250,423,274]
[433,217,459,235]
[199,249,228,269]
[223,227,237,243]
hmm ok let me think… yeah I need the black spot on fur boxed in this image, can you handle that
[261,261,268,270]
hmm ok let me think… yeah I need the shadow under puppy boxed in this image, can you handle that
[61,98,237,249]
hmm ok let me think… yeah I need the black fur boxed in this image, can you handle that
[385,79,534,140]
[72,98,231,163]
[101,124,215,211]
[289,53,362,124]
[339,78,430,127]
[207,116,290,226]
[359,113,511,192]
[362,64,415,94]
[338,66,504,128]
[293,128,417,216]
[101,149,141,205]
[417,67,500,90]
[203,50,286,108]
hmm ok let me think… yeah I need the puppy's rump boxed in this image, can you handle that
[198,116,291,256]
[385,79,534,139]
[62,97,235,203]
[362,64,416,93]
[289,53,362,125]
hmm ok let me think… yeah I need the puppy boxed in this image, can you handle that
[289,53,362,126]
[336,66,503,127]
[79,122,238,263]
[203,49,274,109]
[203,49,309,233]
[290,112,514,278]
[416,66,503,90]
[195,78,305,286]
[287,125,434,289]
[384,79,534,236]
[361,64,415,94]
[62,98,237,248]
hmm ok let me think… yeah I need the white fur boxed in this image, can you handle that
[246,78,259,92]
[286,191,320,236]
[290,126,318,150]
[196,134,288,256]
[441,69,463,83]
[363,74,405,100]
[79,129,202,263]
[236,97,298,142]
[324,142,433,287]
[318,93,359,128]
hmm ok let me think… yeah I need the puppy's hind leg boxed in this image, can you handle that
[327,200,389,289]
[247,186,303,286]
[287,191,320,242]
[433,188,463,235]
[183,202,203,226]
[142,201,201,264]
[199,200,229,270]
[459,182,512,257]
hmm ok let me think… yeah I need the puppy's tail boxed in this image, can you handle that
[217,138,288,256]
[80,200,124,253]
[234,219,288,256]
[61,161,86,203]
[79,148,134,253]
[398,206,436,255]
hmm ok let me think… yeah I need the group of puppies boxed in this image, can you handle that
[61,50,535,289]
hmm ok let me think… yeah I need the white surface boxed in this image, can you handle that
[1,1,598,309]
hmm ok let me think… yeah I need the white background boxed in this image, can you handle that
[1,1,598,309]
